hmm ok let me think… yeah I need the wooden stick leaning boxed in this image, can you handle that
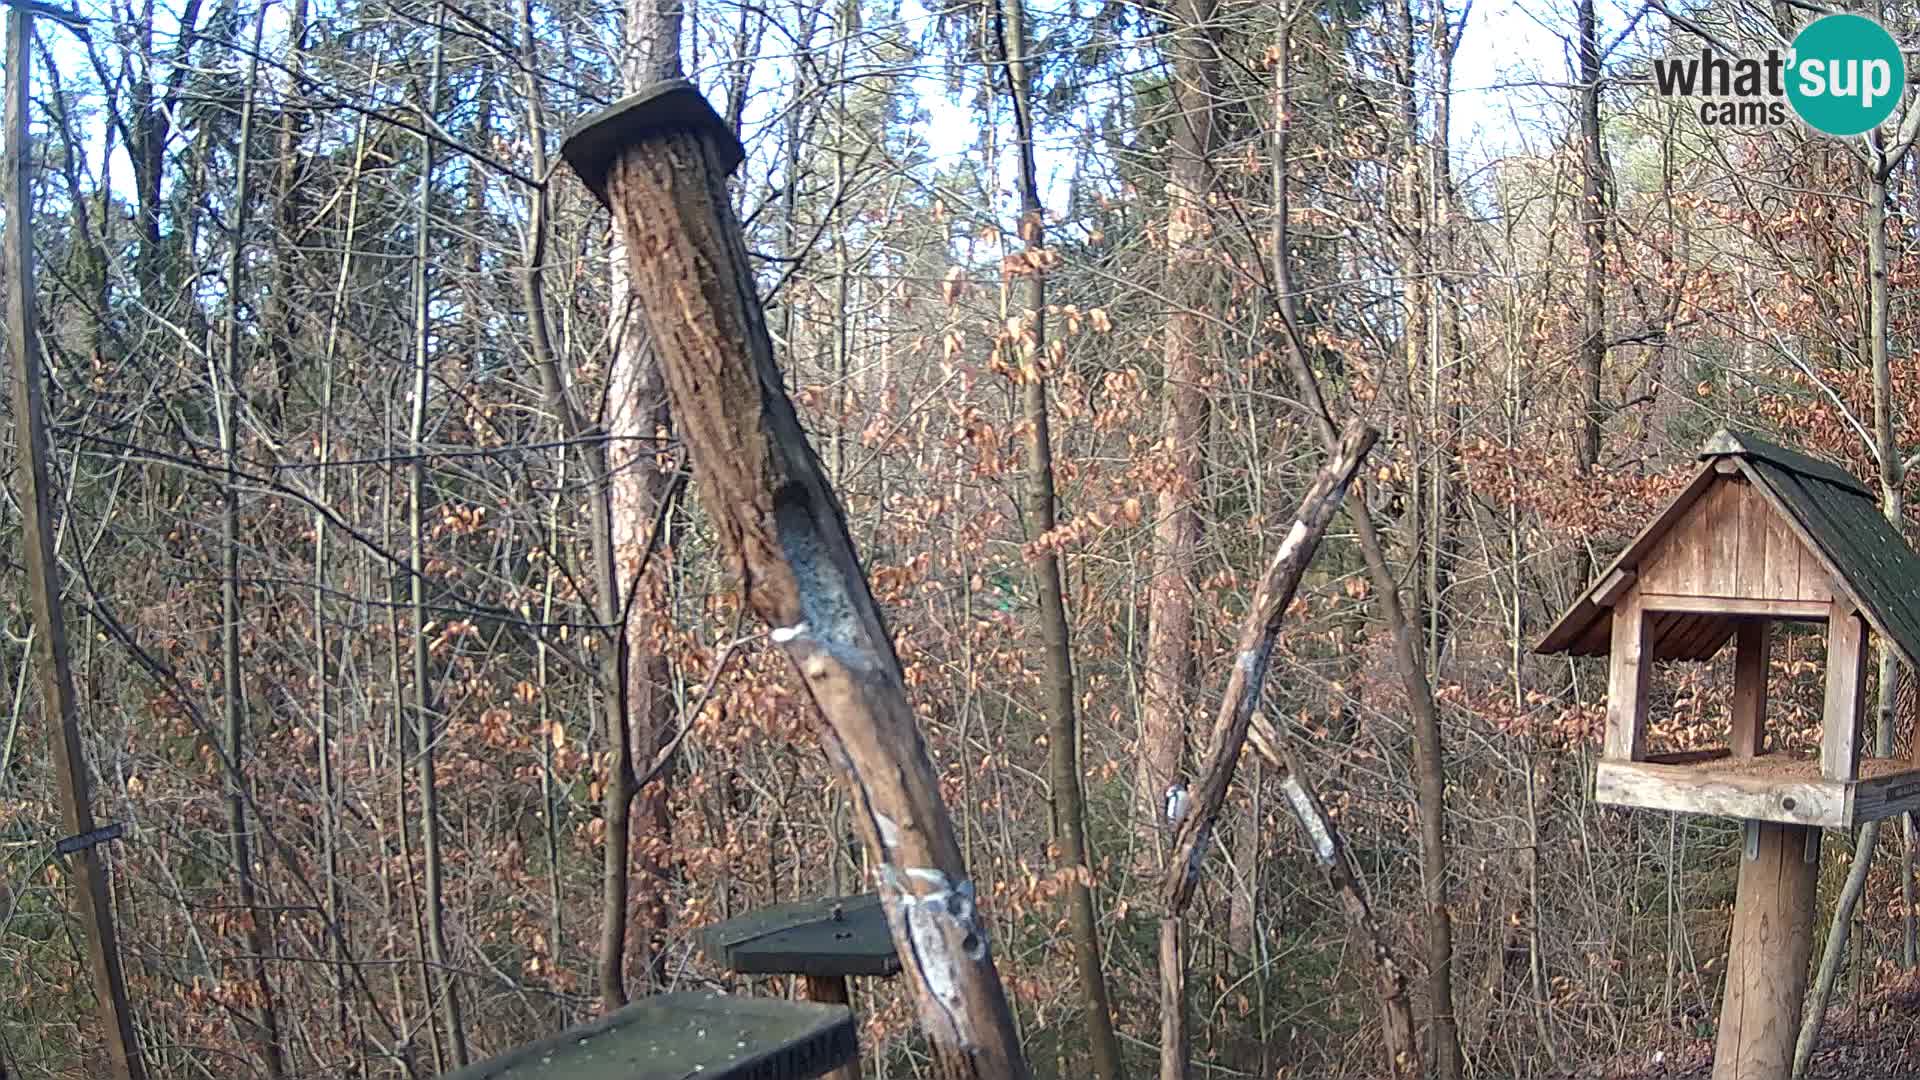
[561,84,1029,1080]
[1157,420,1417,1079]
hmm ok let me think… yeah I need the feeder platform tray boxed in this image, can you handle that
[700,893,901,979]
[1595,749,1920,828]
[439,991,856,1080]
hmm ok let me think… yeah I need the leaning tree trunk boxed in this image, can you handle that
[1158,422,1397,1080]
[5,9,146,1077]
[563,86,1030,1079]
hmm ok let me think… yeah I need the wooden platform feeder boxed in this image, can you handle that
[438,991,856,1080]
[701,894,901,1080]
[1537,427,1920,1080]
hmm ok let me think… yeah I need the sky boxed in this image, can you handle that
[892,0,1575,218]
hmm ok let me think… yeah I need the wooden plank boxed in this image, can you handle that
[1796,535,1834,603]
[1741,458,1849,609]
[1669,613,1731,661]
[1606,592,1651,761]
[1846,763,1920,825]
[1709,478,1746,597]
[1591,568,1635,607]
[1732,620,1770,758]
[1643,610,1685,656]
[1712,822,1819,1080]
[1640,595,1831,620]
[1822,605,1868,781]
[1760,481,1803,599]
[1592,759,1845,828]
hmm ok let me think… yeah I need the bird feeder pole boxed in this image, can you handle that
[561,82,1029,1079]
[5,4,145,1078]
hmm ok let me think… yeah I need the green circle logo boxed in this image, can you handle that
[1787,14,1905,136]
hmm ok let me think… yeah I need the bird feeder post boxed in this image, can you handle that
[560,83,1029,1079]
[1713,821,1819,1080]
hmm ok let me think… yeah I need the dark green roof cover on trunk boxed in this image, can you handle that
[700,893,900,978]
[1702,427,1920,670]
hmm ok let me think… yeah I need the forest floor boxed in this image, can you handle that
[1589,973,1920,1079]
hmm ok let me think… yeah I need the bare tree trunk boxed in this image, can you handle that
[1575,0,1607,474]
[596,0,685,1004]
[217,13,285,1074]
[5,10,146,1078]
[1138,0,1217,830]
[1271,15,1460,1074]
[408,10,467,1065]
[995,0,1123,1074]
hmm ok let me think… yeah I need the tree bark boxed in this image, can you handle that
[1139,0,1218,830]
[1575,0,1607,474]
[217,12,285,1074]
[408,10,468,1066]
[995,0,1124,1073]
[577,99,1031,1077]
[595,0,685,1007]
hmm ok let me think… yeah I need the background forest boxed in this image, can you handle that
[7,0,1920,1075]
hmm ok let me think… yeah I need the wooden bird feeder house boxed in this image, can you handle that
[1538,427,1920,1080]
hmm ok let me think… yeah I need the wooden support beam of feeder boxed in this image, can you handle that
[1732,620,1770,759]
[560,82,1028,1080]
[1823,603,1868,782]
[1712,821,1819,1080]
[1605,592,1650,761]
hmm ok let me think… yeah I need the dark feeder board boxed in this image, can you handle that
[700,895,902,1080]
[437,991,855,1080]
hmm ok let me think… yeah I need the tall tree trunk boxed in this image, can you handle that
[1423,1,1461,673]
[1139,0,1218,831]
[261,0,308,431]
[218,12,285,1074]
[598,0,685,1006]
[5,10,147,1078]
[1575,0,1607,475]
[1271,13,1460,1073]
[996,0,1124,1075]
[409,11,468,1066]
